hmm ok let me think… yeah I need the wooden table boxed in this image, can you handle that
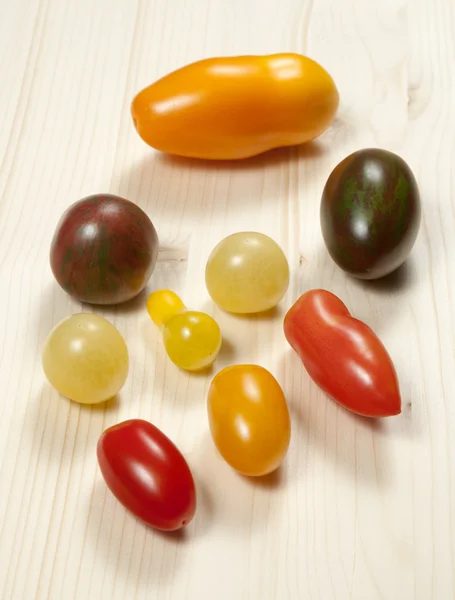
[0,0,453,598]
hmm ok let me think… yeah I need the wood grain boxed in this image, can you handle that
[0,0,454,598]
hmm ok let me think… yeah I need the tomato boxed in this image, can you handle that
[146,290,222,371]
[320,148,421,279]
[42,313,129,404]
[131,53,339,160]
[97,419,196,531]
[283,289,401,417]
[146,289,186,326]
[207,365,291,476]
[50,194,159,305]
[205,232,290,314]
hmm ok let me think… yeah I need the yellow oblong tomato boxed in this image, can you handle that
[207,364,291,476]
[131,53,339,160]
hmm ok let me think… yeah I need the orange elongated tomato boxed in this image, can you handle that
[131,53,339,160]
[284,289,401,418]
[207,365,291,476]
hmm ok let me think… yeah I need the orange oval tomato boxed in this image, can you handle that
[131,53,339,160]
[207,365,291,476]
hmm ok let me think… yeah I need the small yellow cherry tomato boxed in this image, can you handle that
[146,289,185,326]
[147,290,222,371]
[207,364,291,476]
[42,313,129,404]
[205,231,290,314]
[131,53,339,160]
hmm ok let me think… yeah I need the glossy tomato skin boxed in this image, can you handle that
[320,148,421,279]
[42,313,129,405]
[207,365,291,476]
[50,194,159,305]
[146,290,222,371]
[131,53,339,160]
[284,289,401,418]
[97,419,196,531]
[205,232,290,314]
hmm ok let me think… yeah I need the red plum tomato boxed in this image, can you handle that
[97,419,196,531]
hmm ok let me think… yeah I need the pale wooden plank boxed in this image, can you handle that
[0,0,453,598]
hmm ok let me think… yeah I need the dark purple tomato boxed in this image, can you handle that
[320,148,421,279]
[50,194,159,304]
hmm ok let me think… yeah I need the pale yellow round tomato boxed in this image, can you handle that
[42,313,129,404]
[205,232,290,314]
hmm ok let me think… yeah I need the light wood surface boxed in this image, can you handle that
[1,0,454,598]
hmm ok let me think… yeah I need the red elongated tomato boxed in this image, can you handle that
[283,289,401,417]
[97,419,196,531]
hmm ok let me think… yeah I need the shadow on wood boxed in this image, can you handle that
[350,260,417,295]
[240,465,286,490]
[278,349,398,489]
[117,140,327,219]
[155,140,326,172]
